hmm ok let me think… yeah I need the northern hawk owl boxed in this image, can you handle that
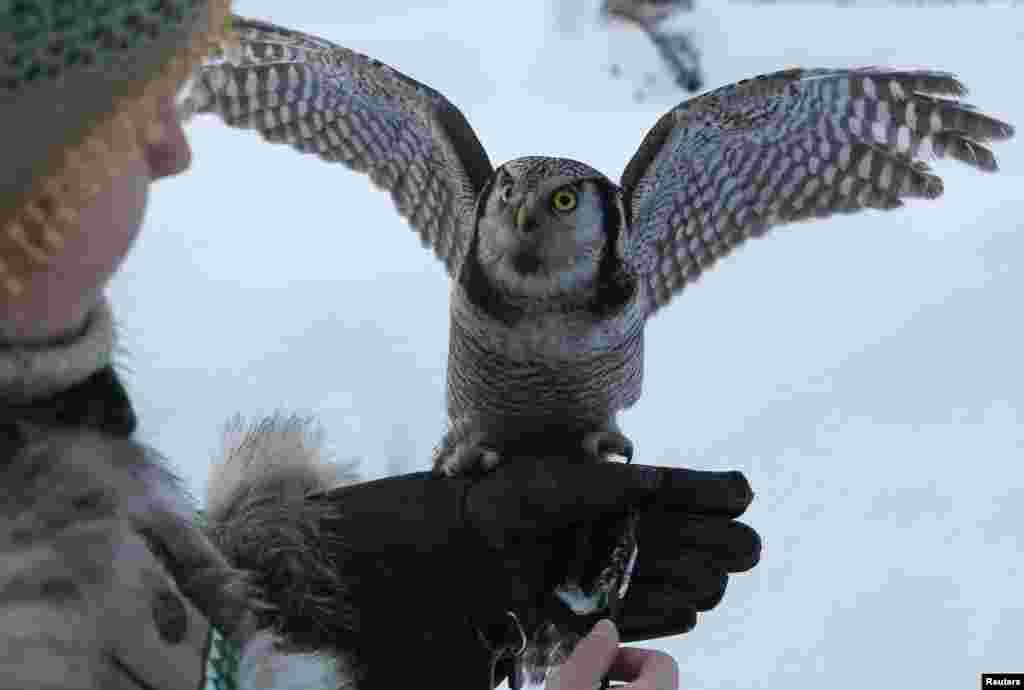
[185,17,1014,477]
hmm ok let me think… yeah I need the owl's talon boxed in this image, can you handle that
[477,448,503,472]
[434,431,503,476]
[582,431,634,463]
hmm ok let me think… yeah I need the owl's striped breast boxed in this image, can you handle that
[446,284,644,437]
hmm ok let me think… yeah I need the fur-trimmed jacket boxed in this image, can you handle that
[1,302,361,690]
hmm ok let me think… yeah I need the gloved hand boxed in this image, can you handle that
[295,454,759,690]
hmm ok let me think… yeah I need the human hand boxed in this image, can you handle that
[261,452,757,689]
[553,620,678,690]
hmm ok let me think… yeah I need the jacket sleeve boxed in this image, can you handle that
[0,303,267,690]
[0,427,224,690]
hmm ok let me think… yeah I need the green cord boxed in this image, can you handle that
[193,510,240,690]
[204,626,241,690]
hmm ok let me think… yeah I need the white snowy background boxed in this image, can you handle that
[109,1,1022,687]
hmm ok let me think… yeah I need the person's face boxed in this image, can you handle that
[1,95,191,342]
[73,95,193,298]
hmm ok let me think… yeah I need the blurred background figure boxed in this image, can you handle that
[602,0,703,96]
[554,0,703,102]
[602,0,694,28]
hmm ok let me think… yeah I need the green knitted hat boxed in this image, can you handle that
[0,0,236,296]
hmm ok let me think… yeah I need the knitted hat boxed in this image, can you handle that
[0,0,236,296]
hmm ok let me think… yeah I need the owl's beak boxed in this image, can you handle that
[513,191,539,234]
[515,203,529,232]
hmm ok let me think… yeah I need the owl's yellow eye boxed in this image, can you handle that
[551,188,577,213]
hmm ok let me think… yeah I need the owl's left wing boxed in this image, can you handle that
[618,68,1014,317]
[182,17,493,276]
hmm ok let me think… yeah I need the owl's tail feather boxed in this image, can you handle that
[204,413,361,664]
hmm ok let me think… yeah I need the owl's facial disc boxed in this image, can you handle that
[507,185,579,274]
[477,168,607,298]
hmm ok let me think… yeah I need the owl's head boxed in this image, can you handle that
[475,156,624,301]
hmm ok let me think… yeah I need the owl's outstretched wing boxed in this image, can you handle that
[618,68,1014,317]
[184,17,493,276]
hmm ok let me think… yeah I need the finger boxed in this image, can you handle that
[576,463,752,518]
[646,465,753,517]
[606,647,679,690]
[618,597,697,643]
[636,517,762,574]
[627,572,726,616]
[552,619,619,690]
[634,549,728,606]
[566,462,752,518]
[470,457,753,536]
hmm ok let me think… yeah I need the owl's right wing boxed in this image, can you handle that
[183,16,494,276]
[618,68,1014,317]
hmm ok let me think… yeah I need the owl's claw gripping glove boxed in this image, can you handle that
[279,455,759,689]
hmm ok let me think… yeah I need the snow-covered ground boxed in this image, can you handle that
[109,1,1022,687]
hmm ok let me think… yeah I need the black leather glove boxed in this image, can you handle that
[283,454,759,690]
